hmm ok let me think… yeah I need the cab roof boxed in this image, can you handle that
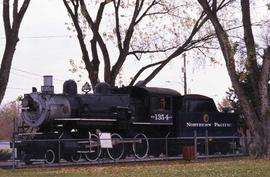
[127,86,181,97]
[141,87,181,96]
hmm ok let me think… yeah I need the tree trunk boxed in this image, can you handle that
[253,119,267,156]
[0,40,17,104]
[197,0,270,157]
[0,0,31,104]
[267,118,270,156]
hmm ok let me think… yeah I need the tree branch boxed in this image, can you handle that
[111,0,147,84]
[96,1,106,30]
[135,0,158,25]
[13,0,31,29]
[3,0,11,36]
[240,0,258,76]
[13,0,18,22]
[129,59,165,86]
[113,0,123,51]
[128,45,179,56]
[63,0,91,70]
[131,11,208,86]
[79,0,111,82]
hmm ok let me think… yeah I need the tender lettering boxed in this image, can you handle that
[186,122,212,127]
[214,122,232,127]
[186,122,232,128]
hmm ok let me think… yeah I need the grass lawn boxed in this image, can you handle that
[1,158,270,177]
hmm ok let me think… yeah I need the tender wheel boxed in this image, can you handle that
[45,149,55,164]
[133,133,149,159]
[71,153,81,163]
[107,133,124,160]
[84,134,101,162]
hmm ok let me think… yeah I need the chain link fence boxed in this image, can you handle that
[0,130,254,169]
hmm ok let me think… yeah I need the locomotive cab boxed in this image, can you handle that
[130,87,180,125]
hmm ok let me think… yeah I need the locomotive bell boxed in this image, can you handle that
[82,82,91,94]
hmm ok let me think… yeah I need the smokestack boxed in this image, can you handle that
[43,75,53,86]
[41,75,54,94]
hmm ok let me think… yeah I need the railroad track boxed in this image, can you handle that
[19,155,182,168]
[3,156,181,169]
[3,153,246,169]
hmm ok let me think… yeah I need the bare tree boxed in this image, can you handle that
[63,0,220,89]
[198,0,270,157]
[63,0,179,88]
[0,0,31,104]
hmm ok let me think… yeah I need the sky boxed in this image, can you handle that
[0,0,268,105]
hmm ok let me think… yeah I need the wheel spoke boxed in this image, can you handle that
[107,133,124,160]
[133,133,149,159]
[84,134,101,161]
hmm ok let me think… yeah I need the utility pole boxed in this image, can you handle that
[183,53,187,95]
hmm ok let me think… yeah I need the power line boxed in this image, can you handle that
[10,71,41,80]
[9,71,61,86]
[0,35,75,40]
[7,87,30,91]
[11,67,65,82]
[11,67,42,77]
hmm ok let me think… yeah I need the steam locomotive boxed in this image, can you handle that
[14,76,238,164]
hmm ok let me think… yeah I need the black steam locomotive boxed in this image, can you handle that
[14,76,238,164]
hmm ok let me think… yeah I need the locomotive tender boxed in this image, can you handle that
[15,76,238,164]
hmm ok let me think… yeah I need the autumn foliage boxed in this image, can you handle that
[0,102,17,140]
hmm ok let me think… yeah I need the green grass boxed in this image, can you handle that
[1,158,270,177]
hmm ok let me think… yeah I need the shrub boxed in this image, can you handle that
[0,149,12,161]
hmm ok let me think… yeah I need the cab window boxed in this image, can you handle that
[151,97,171,111]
